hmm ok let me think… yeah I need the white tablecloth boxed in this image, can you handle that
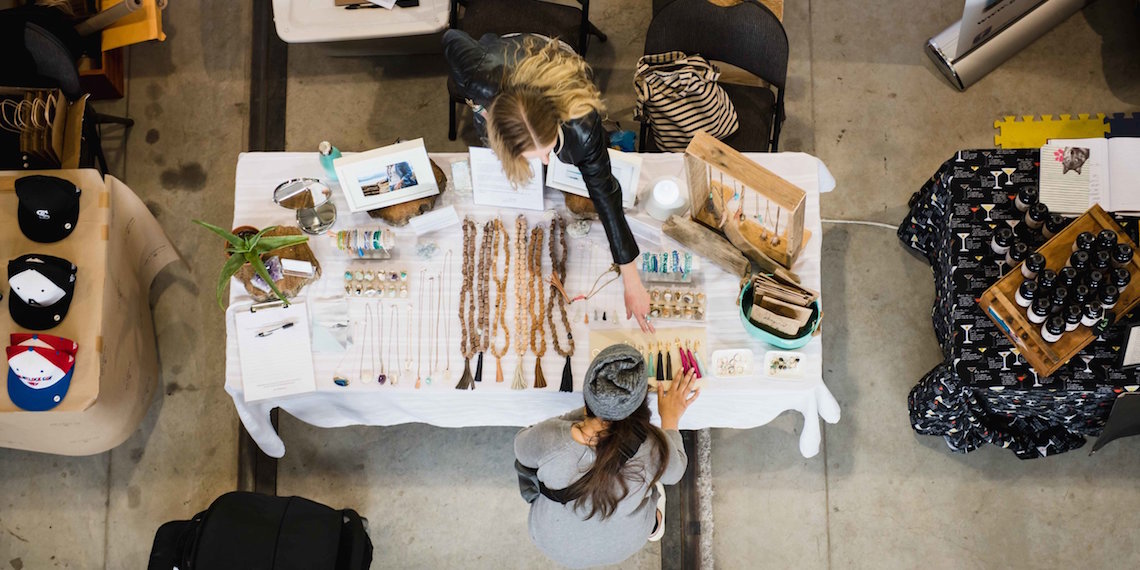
[225,151,840,458]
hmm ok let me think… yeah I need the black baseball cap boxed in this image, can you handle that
[15,175,81,243]
[8,254,77,330]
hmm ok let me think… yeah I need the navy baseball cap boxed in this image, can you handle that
[7,344,75,411]
[8,254,77,330]
[15,175,81,243]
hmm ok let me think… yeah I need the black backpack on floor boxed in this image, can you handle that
[147,491,372,570]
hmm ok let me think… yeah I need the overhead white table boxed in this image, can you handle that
[225,151,840,458]
[272,0,450,43]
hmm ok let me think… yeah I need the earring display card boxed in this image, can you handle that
[587,326,708,392]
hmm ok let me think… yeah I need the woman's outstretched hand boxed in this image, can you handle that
[657,369,699,430]
[620,262,655,333]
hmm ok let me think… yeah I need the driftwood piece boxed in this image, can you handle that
[367,159,448,226]
[662,215,750,279]
[722,213,800,284]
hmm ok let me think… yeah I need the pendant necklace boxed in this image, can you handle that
[416,270,427,389]
[442,249,453,377]
[376,301,387,385]
[358,304,374,384]
[387,303,400,385]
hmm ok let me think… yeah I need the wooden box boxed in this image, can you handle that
[979,205,1140,377]
[683,131,806,268]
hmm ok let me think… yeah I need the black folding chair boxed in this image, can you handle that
[640,0,788,152]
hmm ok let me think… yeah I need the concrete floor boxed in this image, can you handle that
[2,0,1140,568]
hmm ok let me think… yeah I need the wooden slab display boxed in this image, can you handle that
[979,205,1140,377]
[235,226,322,302]
[367,158,448,226]
[662,214,750,278]
[683,131,807,268]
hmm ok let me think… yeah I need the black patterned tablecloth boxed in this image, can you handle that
[899,149,1140,459]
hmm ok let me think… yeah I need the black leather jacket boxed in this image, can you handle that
[443,29,639,266]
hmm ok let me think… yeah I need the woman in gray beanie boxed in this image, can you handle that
[514,344,699,568]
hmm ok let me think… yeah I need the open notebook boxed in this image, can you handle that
[1039,137,1140,215]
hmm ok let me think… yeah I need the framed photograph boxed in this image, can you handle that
[1117,324,1140,370]
[333,138,439,212]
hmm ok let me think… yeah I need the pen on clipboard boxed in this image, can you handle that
[256,321,295,337]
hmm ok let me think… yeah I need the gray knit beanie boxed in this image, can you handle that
[583,344,647,421]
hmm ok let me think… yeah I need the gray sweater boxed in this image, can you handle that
[514,408,687,568]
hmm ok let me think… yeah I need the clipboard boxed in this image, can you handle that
[231,299,317,402]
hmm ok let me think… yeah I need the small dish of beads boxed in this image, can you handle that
[343,266,410,297]
[710,349,753,379]
[764,350,804,379]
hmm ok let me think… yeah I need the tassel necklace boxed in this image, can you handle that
[456,218,477,390]
[474,220,495,383]
[489,218,511,382]
[546,215,575,392]
[529,223,548,388]
[512,215,530,390]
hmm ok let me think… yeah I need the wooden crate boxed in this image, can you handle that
[979,205,1140,377]
[683,131,807,268]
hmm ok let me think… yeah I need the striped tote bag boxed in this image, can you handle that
[634,51,739,152]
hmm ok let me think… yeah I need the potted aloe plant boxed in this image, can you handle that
[193,220,310,309]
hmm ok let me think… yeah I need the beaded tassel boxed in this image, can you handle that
[647,349,656,379]
[475,352,484,383]
[511,363,527,390]
[495,357,504,383]
[559,355,573,392]
[534,359,547,389]
[456,358,474,390]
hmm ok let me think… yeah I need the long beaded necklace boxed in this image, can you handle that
[512,215,530,390]
[489,218,511,382]
[529,223,548,389]
[457,218,477,390]
[546,215,574,392]
[358,303,375,384]
[474,220,495,383]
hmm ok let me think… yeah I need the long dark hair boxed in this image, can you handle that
[563,397,670,520]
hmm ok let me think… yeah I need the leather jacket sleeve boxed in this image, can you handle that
[442,29,505,107]
[558,111,640,266]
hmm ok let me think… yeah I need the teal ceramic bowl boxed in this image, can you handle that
[738,282,821,350]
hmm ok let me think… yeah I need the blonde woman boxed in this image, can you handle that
[443,30,654,332]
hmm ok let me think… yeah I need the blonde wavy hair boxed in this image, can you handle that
[488,38,605,185]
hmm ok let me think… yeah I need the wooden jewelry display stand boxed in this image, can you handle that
[683,132,808,270]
